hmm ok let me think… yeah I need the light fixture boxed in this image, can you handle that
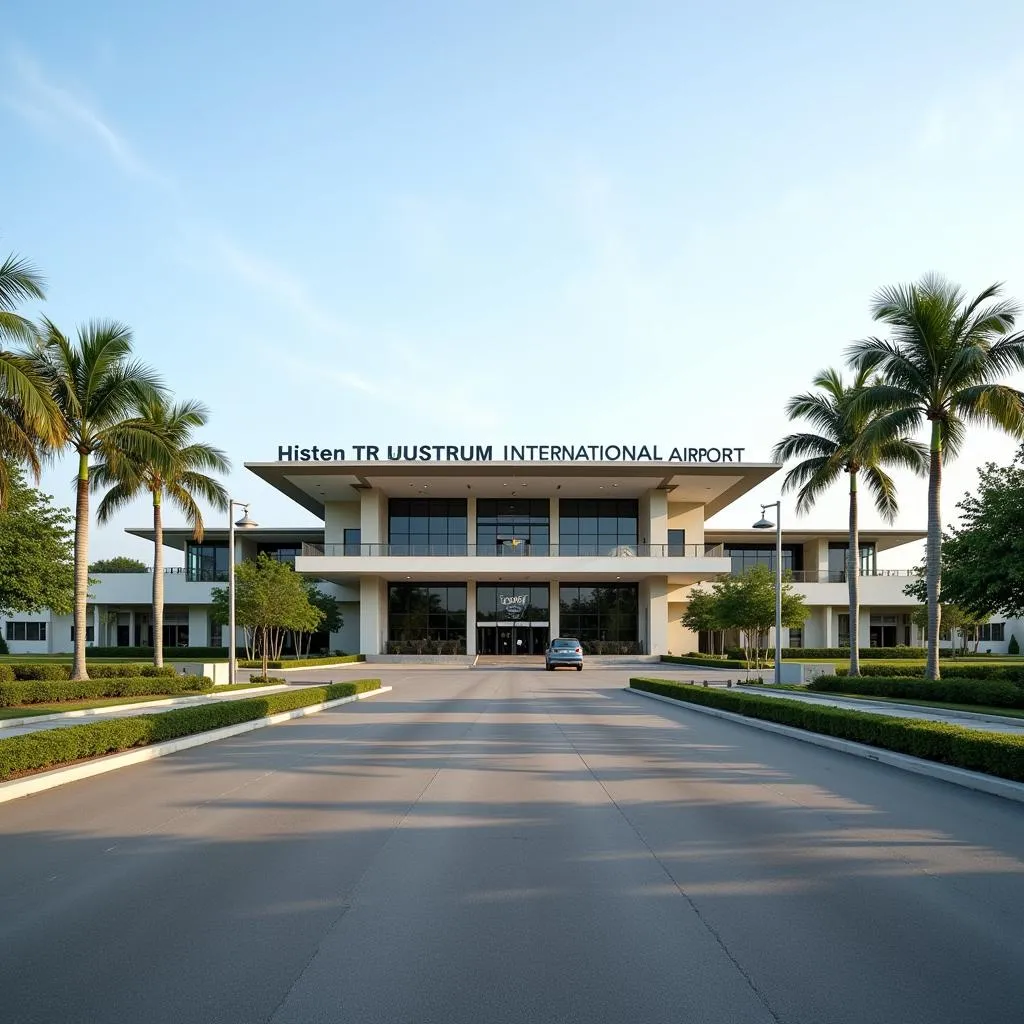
[753,501,782,685]
[228,501,258,686]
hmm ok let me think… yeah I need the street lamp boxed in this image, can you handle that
[228,501,258,685]
[753,501,782,685]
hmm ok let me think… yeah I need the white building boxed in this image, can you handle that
[3,453,1020,657]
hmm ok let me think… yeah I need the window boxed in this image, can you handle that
[162,607,189,648]
[559,499,637,555]
[390,499,467,555]
[343,528,361,555]
[476,585,550,623]
[257,543,301,566]
[827,542,877,580]
[187,542,229,582]
[476,499,549,554]
[667,529,686,556]
[209,620,223,647]
[788,627,803,649]
[978,623,1005,642]
[725,544,803,575]
[5,621,46,641]
[559,584,638,642]
[388,583,467,645]
[70,625,96,641]
[837,614,850,648]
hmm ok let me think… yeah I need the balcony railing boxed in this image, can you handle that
[301,542,726,559]
[778,569,919,583]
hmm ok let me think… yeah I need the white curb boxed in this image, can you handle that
[0,686,391,806]
[625,686,1024,805]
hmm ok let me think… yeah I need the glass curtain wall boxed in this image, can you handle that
[476,584,550,655]
[725,544,803,575]
[187,542,229,581]
[475,499,549,555]
[558,584,639,648]
[559,500,638,555]
[387,583,467,653]
[389,499,467,555]
[827,542,877,580]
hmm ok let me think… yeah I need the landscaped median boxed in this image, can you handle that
[629,677,1024,783]
[238,654,366,669]
[0,679,383,783]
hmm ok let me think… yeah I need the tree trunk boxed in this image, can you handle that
[926,420,943,681]
[152,491,164,668]
[72,450,90,681]
[848,469,861,677]
[262,626,269,677]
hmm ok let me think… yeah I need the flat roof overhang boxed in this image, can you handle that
[705,528,926,553]
[245,460,782,520]
[126,527,326,552]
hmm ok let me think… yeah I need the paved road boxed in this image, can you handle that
[1,664,1023,1024]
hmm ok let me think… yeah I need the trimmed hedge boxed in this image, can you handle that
[726,646,986,661]
[66,646,238,659]
[662,655,750,669]
[0,678,383,781]
[239,654,366,669]
[810,673,1024,709]
[2,663,179,682]
[629,677,1024,782]
[835,663,1024,682]
[0,675,214,707]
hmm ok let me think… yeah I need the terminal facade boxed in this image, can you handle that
[3,456,1020,658]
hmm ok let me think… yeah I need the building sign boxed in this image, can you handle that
[500,594,528,619]
[275,443,747,464]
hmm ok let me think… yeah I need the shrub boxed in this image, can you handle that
[809,673,1024,708]
[245,676,287,686]
[629,677,1024,782]
[0,675,214,707]
[238,654,366,669]
[0,665,14,683]
[0,678,383,780]
[75,646,238,659]
[0,636,8,655]
[834,664,1023,683]
[7,663,179,682]
[1010,634,1021,656]
[661,655,749,669]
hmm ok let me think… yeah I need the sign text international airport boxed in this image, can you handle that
[276,444,747,463]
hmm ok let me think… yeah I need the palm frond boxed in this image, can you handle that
[861,465,900,523]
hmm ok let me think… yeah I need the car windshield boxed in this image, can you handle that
[552,639,579,648]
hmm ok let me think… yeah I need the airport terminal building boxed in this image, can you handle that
[4,447,1019,657]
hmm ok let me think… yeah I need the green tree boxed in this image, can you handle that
[680,587,726,655]
[294,579,343,655]
[0,467,74,616]
[211,554,323,675]
[28,320,166,680]
[935,446,1024,619]
[91,396,229,667]
[910,603,985,656]
[0,252,64,503]
[773,366,926,676]
[847,275,1024,680]
[686,565,809,669]
[88,556,150,573]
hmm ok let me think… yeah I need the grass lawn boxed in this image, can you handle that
[0,681,284,719]
[756,685,1024,720]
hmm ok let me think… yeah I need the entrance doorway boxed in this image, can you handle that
[477,624,549,655]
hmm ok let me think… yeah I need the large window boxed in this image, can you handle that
[187,542,229,581]
[725,544,803,575]
[163,607,190,648]
[257,542,301,566]
[838,613,850,648]
[343,528,361,555]
[828,542,877,579]
[559,584,638,642]
[5,621,46,641]
[476,585,550,623]
[559,499,637,555]
[476,499,549,555]
[668,529,686,555]
[388,583,467,648]
[978,622,1005,642]
[389,499,467,555]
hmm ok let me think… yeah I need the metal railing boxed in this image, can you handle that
[301,542,727,559]
[777,569,919,584]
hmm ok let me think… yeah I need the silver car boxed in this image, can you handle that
[545,637,584,671]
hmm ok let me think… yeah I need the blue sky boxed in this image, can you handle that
[4,1,1024,565]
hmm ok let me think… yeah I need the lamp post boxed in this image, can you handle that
[228,501,258,685]
[753,501,782,685]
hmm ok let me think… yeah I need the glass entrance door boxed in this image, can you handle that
[477,624,549,654]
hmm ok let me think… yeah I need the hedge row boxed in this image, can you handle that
[0,664,179,682]
[0,678,383,781]
[810,673,1024,709]
[238,654,366,669]
[0,675,215,707]
[725,646,993,661]
[662,655,750,669]
[629,677,1024,782]
[835,663,1024,682]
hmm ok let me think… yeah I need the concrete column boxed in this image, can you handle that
[642,577,669,655]
[823,606,833,647]
[359,576,384,654]
[188,607,207,648]
[466,581,477,655]
[549,497,559,554]
[467,496,477,552]
[129,609,135,648]
[360,490,384,546]
[548,581,560,639]
[92,604,99,649]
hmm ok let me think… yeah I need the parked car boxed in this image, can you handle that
[546,637,584,671]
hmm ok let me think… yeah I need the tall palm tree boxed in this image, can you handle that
[91,397,230,667]
[0,252,63,502]
[30,319,166,680]
[773,367,927,676]
[847,275,1024,680]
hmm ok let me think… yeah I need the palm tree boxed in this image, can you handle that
[91,397,230,667]
[773,367,927,676]
[846,275,1024,680]
[0,252,63,502]
[30,319,166,680]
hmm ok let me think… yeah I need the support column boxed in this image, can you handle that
[549,497,559,554]
[92,604,100,650]
[548,582,560,639]
[466,581,477,655]
[823,606,833,647]
[641,577,669,655]
[359,576,384,655]
[467,496,477,553]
